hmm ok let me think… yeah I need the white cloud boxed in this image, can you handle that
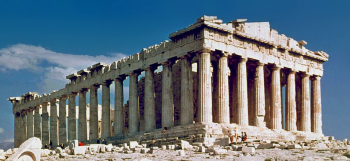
[0,127,4,133]
[0,44,127,93]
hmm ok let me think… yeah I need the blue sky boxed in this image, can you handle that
[0,0,349,142]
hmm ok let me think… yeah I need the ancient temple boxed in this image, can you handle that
[8,16,329,148]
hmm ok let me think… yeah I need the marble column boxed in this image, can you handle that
[311,76,322,134]
[162,61,174,128]
[59,96,67,144]
[102,81,112,138]
[180,57,194,125]
[114,77,124,135]
[79,89,88,141]
[26,109,34,139]
[229,63,238,123]
[144,67,156,131]
[68,93,77,140]
[14,113,20,148]
[255,62,265,127]
[237,58,248,125]
[42,102,49,146]
[286,70,297,131]
[50,99,58,148]
[301,74,311,132]
[129,72,139,134]
[90,84,99,140]
[20,111,27,145]
[198,51,212,123]
[216,54,229,124]
[270,66,282,130]
[34,106,41,139]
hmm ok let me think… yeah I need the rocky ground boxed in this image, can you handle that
[1,136,350,161]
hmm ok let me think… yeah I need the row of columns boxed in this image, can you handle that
[13,51,323,148]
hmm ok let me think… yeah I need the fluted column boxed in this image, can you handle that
[50,99,58,148]
[68,93,77,140]
[42,102,49,146]
[59,96,67,144]
[114,77,125,135]
[102,81,112,138]
[79,89,88,141]
[20,111,27,144]
[27,109,34,139]
[129,71,139,134]
[237,58,248,125]
[255,62,265,127]
[180,57,194,125]
[162,61,174,128]
[286,70,297,131]
[90,84,99,140]
[216,54,229,124]
[311,76,322,134]
[144,67,156,131]
[271,66,282,129]
[301,74,311,132]
[14,113,20,148]
[34,106,41,139]
[198,51,212,123]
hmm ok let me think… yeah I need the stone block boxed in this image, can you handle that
[89,144,101,153]
[100,145,106,153]
[69,140,78,150]
[74,146,88,155]
[0,149,5,160]
[151,146,158,150]
[236,146,243,151]
[7,137,42,161]
[167,145,175,150]
[214,138,230,146]
[242,147,255,154]
[134,147,142,153]
[315,143,328,149]
[55,147,63,154]
[129,141,139,149]
[106,144,113,152]
[287,144,301,149]
[214,149,227,155]
[192,142,203,147]
[141,148,150,154]
[257,143,275,149]
[181,140,190,150]
[41,149,50,157]
[161,145,167,150]
[199,146,205,153]
[177,150,185,156]
[227,150,239,156]
[5,149,12,156]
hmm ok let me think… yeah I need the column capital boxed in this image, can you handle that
[240,57,248,63]
[301,73,310,78]
[80,88,88,94]
[69,92,78,97]
[180,53,195,60]
[288,69,297,74]
[50,98,58,104]
[42,102,49,106]
[271,66,281,70]
[199,47,212,54]
[144,64,157,72]
[90,84,100,89]
[311,75,322,80]
[115,74,126,81]
[257,62,265,66]
[128,70,141,76]
[101,80,112,86]
[21,110,27,116]
[161,59,175,66]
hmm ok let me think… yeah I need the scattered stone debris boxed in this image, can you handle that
[3,136,350,160]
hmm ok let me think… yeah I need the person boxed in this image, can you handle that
[241,132,247,143]
[102,139,107,145]
[44,144,48,149]
[162,125,168,133]
[60,142,65,149]
[78,142,84,146]
[97,139,100,144]
[49,140,52,150]
[243,132,247,141]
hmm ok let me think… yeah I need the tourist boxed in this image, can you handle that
[241,132,247,143]
[60,142,65,149]
[102,139,107,145]
[243,132,247,141]
[44,144,48,149]
[49,140,52,149]
[97,139,100,144]
[162,125,168,133]
[78,142,84,146]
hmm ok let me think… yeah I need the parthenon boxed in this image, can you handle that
[8,16,329,148]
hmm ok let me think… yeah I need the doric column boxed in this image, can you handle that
[102,81,112,138]
[68,92,77,140]
[237,58,248,125]
[20,111,27,144]
[59,96,67,144]
[41,102,49,146]
[255,62,265,127]
[162,61,174,128]
[90,84,99,141]
[114,77,125,135]
[311,76,322,134]
[301,74,311,132]
[14,112,20,148]
[79,89,88,141]
[129,71,139,134]
[229,62,238,124]
[286,70,297,131]
[27,109,34,139]
[198,51,212,123]
[50,99,58,148]
[144,67,156,131]
[270,66,282,129]
[34,106,41,139]
[216,53,229,124]
[180,56,194,125]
